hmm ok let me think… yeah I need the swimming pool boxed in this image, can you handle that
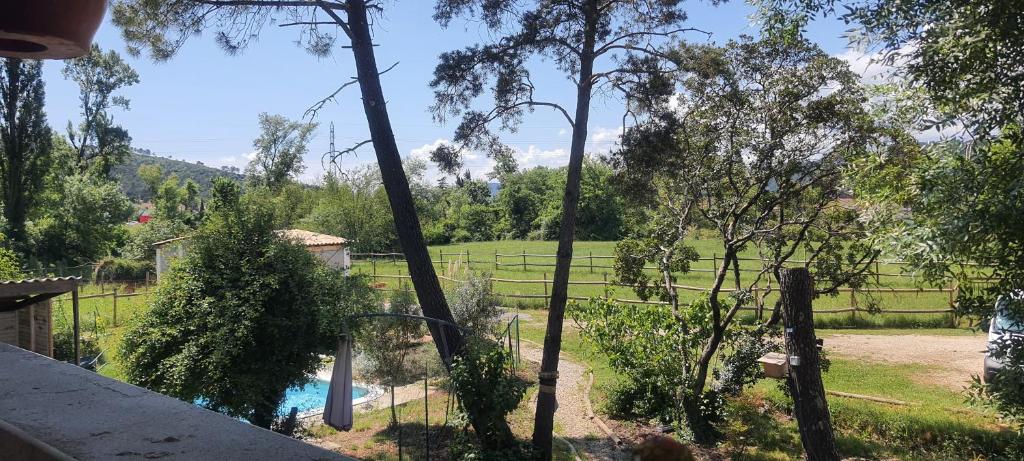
[279,379,371,416]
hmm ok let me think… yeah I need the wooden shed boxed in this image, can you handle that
[0,277,81,360]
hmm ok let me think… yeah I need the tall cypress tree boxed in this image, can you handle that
[0,58,52,247]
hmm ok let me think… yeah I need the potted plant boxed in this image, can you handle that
[0,0,106,59]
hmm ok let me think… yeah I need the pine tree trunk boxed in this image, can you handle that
[343,0,463,365]
[343,0,513,446]
[780,268,840,461]
[531,2,598,458]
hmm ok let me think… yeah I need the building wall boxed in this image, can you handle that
[0,301,52,357]
[309,245,351,272]
[155,241,189,280]
[156,240,350,280]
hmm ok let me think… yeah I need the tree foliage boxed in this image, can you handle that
[608,37,887,442]
[32,174,134,264]
[121,178,377,428]
[358,286,421,425]
[63,44,140,177]
[0,58,53,247]
[756,0,1024,138]
[756,0,1024,425]
[246,113,316,191]
[302,167,398,253]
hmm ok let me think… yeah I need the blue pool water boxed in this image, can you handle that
[279,379,370,416]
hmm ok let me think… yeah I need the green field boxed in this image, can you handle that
[352,240,965,328]
[516,310,1014,460]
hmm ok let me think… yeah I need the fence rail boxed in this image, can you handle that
[351,250,995,281]
[362,271,959,320]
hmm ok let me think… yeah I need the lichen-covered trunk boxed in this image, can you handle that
[780,268,839,461]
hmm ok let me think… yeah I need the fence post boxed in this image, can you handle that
[495,250,499,271]
[712,253,717,272]
[589,251,594,274]
[755,285,763,321]
[522,250,527,271]
[850,288,858,321]
[950,282,959,328]
[372,258,377,277]
[439,249,444,265]
[874,261,881,284]
[112,288,118,327]
[466,249,471,271]
[543,272,549,306]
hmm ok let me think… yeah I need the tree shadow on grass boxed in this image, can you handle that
[366,421,459,461]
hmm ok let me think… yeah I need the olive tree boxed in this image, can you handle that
[757,0,1024,428]
[607,37,886,442]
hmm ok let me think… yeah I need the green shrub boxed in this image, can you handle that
[449,339,527,451]
[94,257,155,282]
[120,179,378,428]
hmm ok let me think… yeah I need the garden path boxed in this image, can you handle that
[520,339,624,461]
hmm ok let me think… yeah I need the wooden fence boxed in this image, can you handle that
[352,250,994,283]
[361,271,959,320]
[54,288,155,328]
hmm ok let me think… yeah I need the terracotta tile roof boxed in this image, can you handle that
[275,229,348,247]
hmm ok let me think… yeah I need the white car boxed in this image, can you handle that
[985,292,1024,383]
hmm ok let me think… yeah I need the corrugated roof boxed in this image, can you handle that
[0,276,81,285]
[275,229,348,247]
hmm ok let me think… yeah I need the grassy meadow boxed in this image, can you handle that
[353,240,965,329]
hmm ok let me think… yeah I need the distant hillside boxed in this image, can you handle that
[112,149,245,201]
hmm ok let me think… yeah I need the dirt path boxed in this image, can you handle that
[519,339,624,461]
[822,333,988,390]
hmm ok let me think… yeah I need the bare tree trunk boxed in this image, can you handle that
[390,384,397,427]
[343,0,513,445]
[344,0,463,365]
[780,268,840,461]
[531,2,598,458]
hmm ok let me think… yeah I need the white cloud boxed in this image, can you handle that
[586,126,623,153]
[407,140,576,182]
[409,138,451,160]
[209,150,257,170]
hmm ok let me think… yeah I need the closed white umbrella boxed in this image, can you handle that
[323,336,353,431]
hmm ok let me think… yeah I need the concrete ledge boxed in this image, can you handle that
[0,343,355,460]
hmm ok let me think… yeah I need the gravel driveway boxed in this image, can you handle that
[822,333,988,390]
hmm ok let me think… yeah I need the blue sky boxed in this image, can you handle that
[40,1,857,183]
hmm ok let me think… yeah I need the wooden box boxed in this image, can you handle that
[758,352,789,379]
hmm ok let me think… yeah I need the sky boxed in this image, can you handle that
[40,2,861,184]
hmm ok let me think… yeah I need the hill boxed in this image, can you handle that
[112,149,245,201]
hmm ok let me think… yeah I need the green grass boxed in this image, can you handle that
[49,282,154,380]
[355,240,964,328]
[516,309,1015,460]
[737,359,1017,460]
